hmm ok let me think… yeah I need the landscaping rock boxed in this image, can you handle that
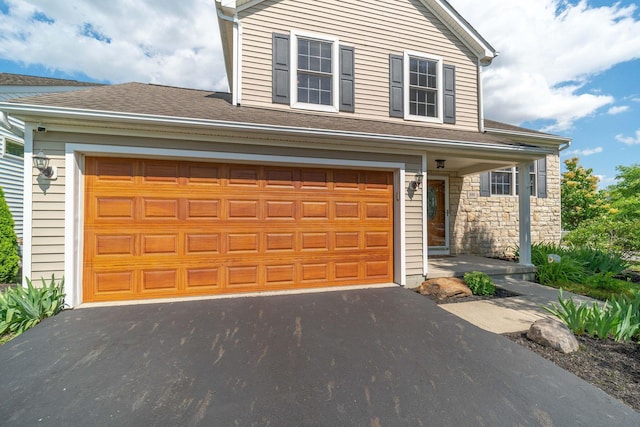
[416,278,472,300]
[526,318,579,354]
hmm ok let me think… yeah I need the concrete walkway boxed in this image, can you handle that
[439,277,598,334]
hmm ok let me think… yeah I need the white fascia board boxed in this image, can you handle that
[484,127,571,147]
[0,103,555,157]
[419,0,496,64]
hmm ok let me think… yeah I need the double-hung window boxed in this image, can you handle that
[404,51,442,122]
[490,164,537,196]
[291,31,339,112]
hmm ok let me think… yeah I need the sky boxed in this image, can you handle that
[0,0,639,188]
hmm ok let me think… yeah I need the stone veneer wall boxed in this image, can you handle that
[448,155,562,257]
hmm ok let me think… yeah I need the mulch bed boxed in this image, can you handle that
[504,332,640,412]
[421,286,521,304]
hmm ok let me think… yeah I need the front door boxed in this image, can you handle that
[426,177,449,254]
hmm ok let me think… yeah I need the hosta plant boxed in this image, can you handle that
[0,275,66,339]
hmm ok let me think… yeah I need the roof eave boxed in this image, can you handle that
[484,126,571,147]
[0,102,554,158]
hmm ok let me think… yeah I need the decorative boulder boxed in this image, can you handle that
[416,277,472,300]
[527,318,579,354]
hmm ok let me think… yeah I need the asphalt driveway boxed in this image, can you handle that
[1,287,637,426]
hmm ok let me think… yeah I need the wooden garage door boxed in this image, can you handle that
[83,157,394,302]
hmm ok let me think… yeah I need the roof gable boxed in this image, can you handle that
[218,0,496,64]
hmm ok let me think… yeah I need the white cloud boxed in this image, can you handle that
[0,0,227,90]
[607,106,629,115]
[451,0,640,131]
[615,130,640,145]
[595,174,618,189]
[563,146,603,157]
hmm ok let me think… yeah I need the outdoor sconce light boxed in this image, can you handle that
[435,159,445,169]
[409,173,423,191]
[33,149,57,179]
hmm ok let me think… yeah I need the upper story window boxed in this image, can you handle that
[389,52,455,124]
[291,31,340,112]
[272,31,354,113]
[297,38,333,106]
[408,56,439,119]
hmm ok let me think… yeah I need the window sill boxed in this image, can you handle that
[291,102,339,113]
[403,114,443,124]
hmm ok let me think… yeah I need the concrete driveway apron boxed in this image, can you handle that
[1,287,637,426]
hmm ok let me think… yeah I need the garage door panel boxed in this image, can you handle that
[141,234,178,255]
[142,198,180,219]
[227,265,259,287]
[93,271,135,294]
[265,201,295,219]
[94,234,136,256]
[142,162,180,183]
[265,264,295,286]
[186,199,220,219]
[91,158,136,182]
[186,267,220,290]
[227,200,259,219]
[186,234,221,254]
[229,166,259,185]
[142,269,178,291]
[95,197,135,219]
[84,157,393,302]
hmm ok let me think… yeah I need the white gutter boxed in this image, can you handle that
[0,103,556,157]
[484,126,572,146]
[0,111,24,138]
[216,4,242,106]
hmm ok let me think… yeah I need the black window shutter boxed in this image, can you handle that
[443,64,456,124]
[389,54,404,117]
[272,33,290,104]
[537,157,547,198]
[480,172,491,197]
[339,46,355,112]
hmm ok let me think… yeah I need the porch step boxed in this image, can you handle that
[426,255,536,282]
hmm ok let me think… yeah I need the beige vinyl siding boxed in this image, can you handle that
[239,0,479,131]
[404,165,423,276]
[29,132,426,285]
[31,139,65,281]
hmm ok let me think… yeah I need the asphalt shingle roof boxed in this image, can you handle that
[5,82,542,147]
[0,73,103,87]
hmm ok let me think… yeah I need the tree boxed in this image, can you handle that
[561,157,606,230]
[0,187,20,283]
[563,163,640,255]
[607,164,640,222]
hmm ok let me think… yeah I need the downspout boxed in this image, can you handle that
[216,6,242,106]
[477,59,485,133]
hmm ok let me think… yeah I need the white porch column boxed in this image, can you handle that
[518,162,534,266]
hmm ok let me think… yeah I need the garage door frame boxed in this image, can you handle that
[64,143,408,306]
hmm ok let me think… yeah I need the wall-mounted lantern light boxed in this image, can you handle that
[435,159,445,169]
[33,150,57,179]
[409,173,423,191]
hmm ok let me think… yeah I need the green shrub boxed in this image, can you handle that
[544,289,640,342]
[569,247,628,276]
[543,290,591,335]
[0,275,66,339]
[535,255,586,286]
[0,187,20,283]
[464,271,495,296]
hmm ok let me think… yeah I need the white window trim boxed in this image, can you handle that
[490,164,537,197]
[0,135,24,159]
[403,50,443,124]
[290,29,340,113]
